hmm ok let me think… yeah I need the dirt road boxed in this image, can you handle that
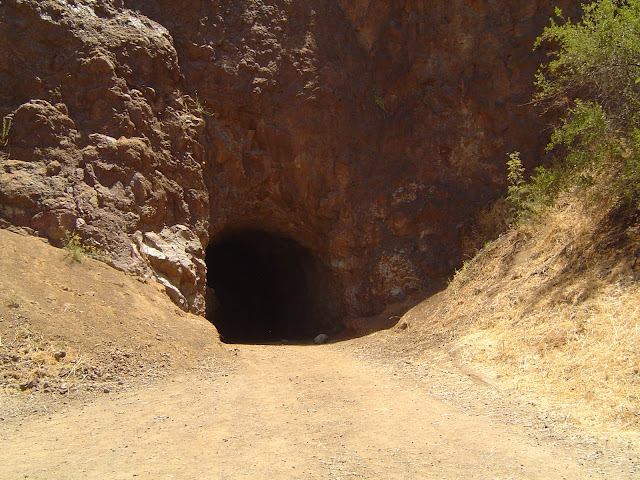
[2,339,634,480]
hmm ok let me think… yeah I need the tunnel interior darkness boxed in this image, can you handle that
[205,230,340,343]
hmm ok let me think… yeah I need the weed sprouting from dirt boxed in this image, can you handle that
[6,294,20,308]
[63,231,109,263]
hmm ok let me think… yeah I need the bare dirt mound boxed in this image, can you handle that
[0,228,222,416]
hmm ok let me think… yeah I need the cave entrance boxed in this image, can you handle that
[205,230,340,344]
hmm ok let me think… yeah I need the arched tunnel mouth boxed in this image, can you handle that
[205,229,343,344]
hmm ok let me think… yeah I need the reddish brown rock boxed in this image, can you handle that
[0,0,580,330]
[0,0,209,312]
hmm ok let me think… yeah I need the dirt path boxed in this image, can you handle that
[2,340,633,480]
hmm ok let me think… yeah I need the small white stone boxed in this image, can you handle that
[314,333,329,345]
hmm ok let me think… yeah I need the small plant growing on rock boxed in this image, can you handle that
[373,87,387,112]
[63,231,108,263]
[188,91,214,117]
[1,115,11,147]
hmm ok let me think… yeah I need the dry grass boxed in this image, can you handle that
[1,325,78,394]
[0,324,127,397]
[459,197,513,260]
[406,195,640,435]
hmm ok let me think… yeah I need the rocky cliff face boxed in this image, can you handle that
[0,0,209,313]
[0,0,577,334]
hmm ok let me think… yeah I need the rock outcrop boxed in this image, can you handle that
[0,0,209,311]
[134,225,207,313]
[0,0,578,324]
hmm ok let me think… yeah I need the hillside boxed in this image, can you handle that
[385,195,640,436]
[0,228,222,416]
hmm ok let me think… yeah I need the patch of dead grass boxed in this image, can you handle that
[1,325,79,394]
[408,195,640,436]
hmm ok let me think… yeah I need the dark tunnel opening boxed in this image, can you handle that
[205,230,341,344]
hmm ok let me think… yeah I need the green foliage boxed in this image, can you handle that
[506,152,528,217]
[449,258,473,285]
[187,91,214,117]
[63,231,108,263]
[1,115,11,147]
[506,151,525,189]
[534,1,640,128]
[506,151,554,220]
[510,0,640,218]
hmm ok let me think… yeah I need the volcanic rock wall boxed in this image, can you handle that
[0,0,577,323]
[0,0,210,312]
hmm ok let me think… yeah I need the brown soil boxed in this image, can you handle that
[1,228,639,479]
[0,228,222,414]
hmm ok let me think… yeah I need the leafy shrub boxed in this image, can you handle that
[511,0,640,217]
[534,2,640,129]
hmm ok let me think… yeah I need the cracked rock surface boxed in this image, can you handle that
[0,0,578,319]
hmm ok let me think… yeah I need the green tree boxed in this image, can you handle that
[534,1,640,128]
[512,0,640,216]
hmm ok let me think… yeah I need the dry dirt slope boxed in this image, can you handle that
[0,226,639,478]
[394,198,640,437]
[0,228,222,408]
